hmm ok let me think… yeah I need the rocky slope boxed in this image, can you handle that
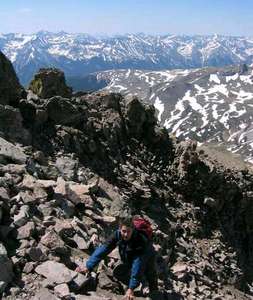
[1,32,253,86]
[1,51,253,299]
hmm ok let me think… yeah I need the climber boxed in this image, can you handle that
[75,216,158,300]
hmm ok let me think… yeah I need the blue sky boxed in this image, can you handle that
[0,0,253,36]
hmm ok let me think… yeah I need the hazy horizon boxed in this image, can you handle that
[0,0,253,37]
[1,31,252,39]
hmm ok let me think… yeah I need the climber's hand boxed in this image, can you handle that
[75,266,89,274]
[124,288,135,300]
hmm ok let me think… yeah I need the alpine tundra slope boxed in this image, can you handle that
[96,64,253,164]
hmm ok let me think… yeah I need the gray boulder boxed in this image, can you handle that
[13,205,30,227]
[31,288,60,300]
[55,156,78,180]
[54,283,70,298]
[17,221,35,240]
[28,244,48,262]
[35,261,75,284]
[0,137,27,164]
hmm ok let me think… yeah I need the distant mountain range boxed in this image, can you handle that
[1,31,253,86]
[1,31,253,163]
[94,64,253,164]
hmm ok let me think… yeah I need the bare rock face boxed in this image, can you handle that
[28,68,72,99]
[0,51,25,106]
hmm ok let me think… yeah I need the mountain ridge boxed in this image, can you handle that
[1,31,253,85]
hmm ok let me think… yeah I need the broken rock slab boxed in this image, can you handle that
[70,272,96,292]
[16,221,35,240]
[31,287,60,300]
[13,205,30,227]
[0,137,27,164]
[55,156,78,181]
[35,260,75,284]
[40,230,67,254]
[75,291,120,300]
[54,283,70,298]
[28,244,49,262]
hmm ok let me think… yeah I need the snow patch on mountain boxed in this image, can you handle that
[226,73,239,82]
[154,97,164,121]
[210,74,221,84]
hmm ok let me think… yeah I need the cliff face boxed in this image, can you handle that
[0,52,26,106]
[0,52,253,299]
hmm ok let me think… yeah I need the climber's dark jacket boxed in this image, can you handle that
[86,228,155,289]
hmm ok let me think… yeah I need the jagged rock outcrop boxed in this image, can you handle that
[28,68,72,99]
[45,96,82,125]
[0,64,253,299]
[0,51,26,106]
